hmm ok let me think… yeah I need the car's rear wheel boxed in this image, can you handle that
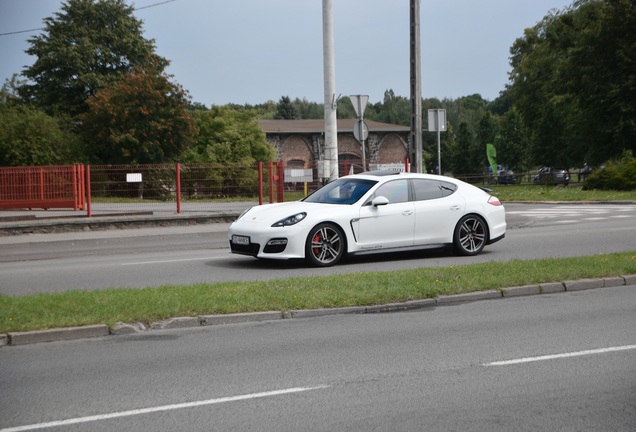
[453,215,487,256]
[305,223,345,267]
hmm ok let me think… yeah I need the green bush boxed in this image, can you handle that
[583,154,636,191]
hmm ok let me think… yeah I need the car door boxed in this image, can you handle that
[355,179,414,250]
[411,179,465,245]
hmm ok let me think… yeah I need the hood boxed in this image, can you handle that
[238,201,348,225]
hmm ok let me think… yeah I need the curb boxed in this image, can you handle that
[0,212,239,236]
[2,275,634,347]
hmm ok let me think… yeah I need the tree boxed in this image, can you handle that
[1,75,27,106]
[0,104,83,166]
[184,107,275,164]
[274,96,298,120]
[530,102,570,167]
[375,90,410,125]
[476,112,498,149]
[494,108,528,171]
[564,0,636,164]
[81,62,195,164]
[20,0,165,116]
[508,0,636,166]
[447,122,480,176]
[292,97,323,119]
[182,107,276,197]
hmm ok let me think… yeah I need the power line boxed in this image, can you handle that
[0,27,45,37]
[0,0,177,37]
[135,0,176,11]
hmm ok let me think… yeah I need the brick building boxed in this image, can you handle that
[259,119,410,175]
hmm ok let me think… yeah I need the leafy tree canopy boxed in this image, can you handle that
[494,108,528,171]
[183,107,276,164]
[274,96,298,120]
[509,0,635,166]
[20,0,165,116]
[0,104,83,166]
[81,61,195,164]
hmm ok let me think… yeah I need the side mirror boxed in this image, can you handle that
[371,196,389,207]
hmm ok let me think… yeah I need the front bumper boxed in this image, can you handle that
[228,224,309,260]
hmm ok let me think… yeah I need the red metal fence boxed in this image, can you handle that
[1,162,290,216]
[0,160,413,217]
[88,162,287,206]
[0,164,85,210]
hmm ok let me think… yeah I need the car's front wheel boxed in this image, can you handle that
[305,223,345,267]
[453,215,488,256]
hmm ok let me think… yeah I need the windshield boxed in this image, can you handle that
[302,178,377,205]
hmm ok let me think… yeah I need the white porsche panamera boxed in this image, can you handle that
[229,171,506,267]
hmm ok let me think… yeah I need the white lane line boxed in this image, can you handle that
[0,386,329,432]
[483,345,636,367]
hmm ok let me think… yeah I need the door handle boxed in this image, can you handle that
[402,210,413,216]
[450,205,461,211]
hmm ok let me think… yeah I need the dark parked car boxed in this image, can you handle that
[533,167,570,185]
[497,170,517,185]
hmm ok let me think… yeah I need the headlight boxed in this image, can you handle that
[272,212,307,227]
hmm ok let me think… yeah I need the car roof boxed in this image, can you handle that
[350,171,452,181]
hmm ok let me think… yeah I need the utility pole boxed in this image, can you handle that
[410,0,423,173]
[323,0,338,182]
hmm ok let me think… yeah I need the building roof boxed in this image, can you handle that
[259,119,410,134]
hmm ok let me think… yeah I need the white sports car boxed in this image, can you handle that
[229,171,506,267]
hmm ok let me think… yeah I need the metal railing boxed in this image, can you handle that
[0,165,85,210]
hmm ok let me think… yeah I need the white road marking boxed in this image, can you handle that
[0,386,329,432]
[506,205,635,225]
[483,345,636,367]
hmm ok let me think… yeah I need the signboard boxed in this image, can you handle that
[353,120,369,141]
[284,168,313,183]
[126,173,142,183]
[427,109,447,132]
[349,95,369,117]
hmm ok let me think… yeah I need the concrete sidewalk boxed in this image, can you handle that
[0,202,255,236]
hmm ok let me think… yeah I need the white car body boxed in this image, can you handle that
[229,171,506,266]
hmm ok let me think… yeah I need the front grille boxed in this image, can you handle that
[229,241,260,256]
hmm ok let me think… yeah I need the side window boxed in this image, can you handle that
[373,180,409,204]
[439,181,457,197]
[412,179,458,201]
[412,179,442,201]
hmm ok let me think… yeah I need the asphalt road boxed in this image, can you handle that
[1,203,635,295]
[1,285,634,431]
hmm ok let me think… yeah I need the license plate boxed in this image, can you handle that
[232,235,250,245]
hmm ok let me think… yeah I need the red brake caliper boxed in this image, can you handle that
[313,233,321,255]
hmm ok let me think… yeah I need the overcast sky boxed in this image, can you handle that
[0,0,574,106]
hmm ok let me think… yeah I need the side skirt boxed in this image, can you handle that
[350,243,447,256]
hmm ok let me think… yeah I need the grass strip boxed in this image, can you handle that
[490,185,636,202]
[1,252,634,333]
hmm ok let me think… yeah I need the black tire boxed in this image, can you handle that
[453,215,488,256]
[305,223,345,267]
